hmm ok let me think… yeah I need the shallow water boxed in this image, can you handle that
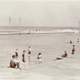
[0,32,79,66]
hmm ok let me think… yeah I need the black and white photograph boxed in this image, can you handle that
[0,0,80,80]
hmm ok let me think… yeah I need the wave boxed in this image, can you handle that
[0,29,79,35]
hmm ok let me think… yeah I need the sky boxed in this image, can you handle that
[0,0,80,27]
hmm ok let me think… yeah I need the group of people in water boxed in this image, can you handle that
[56,44,75,60]
[55,39,79,60]
[9,38,80,69]
[9,46,42,69]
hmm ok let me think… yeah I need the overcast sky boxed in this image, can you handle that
[0,0,80,27]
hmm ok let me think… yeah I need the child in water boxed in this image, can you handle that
[61,51,68,58]
[22,50,26,63]
[71,45,75,55]
[9,55,16,68]
[28,46,31,64]
[37,52,42,64]
[15,49,18,57]
[9,51,20,69]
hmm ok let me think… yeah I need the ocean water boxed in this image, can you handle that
[0,32,79,67]
[0,32,80,80]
